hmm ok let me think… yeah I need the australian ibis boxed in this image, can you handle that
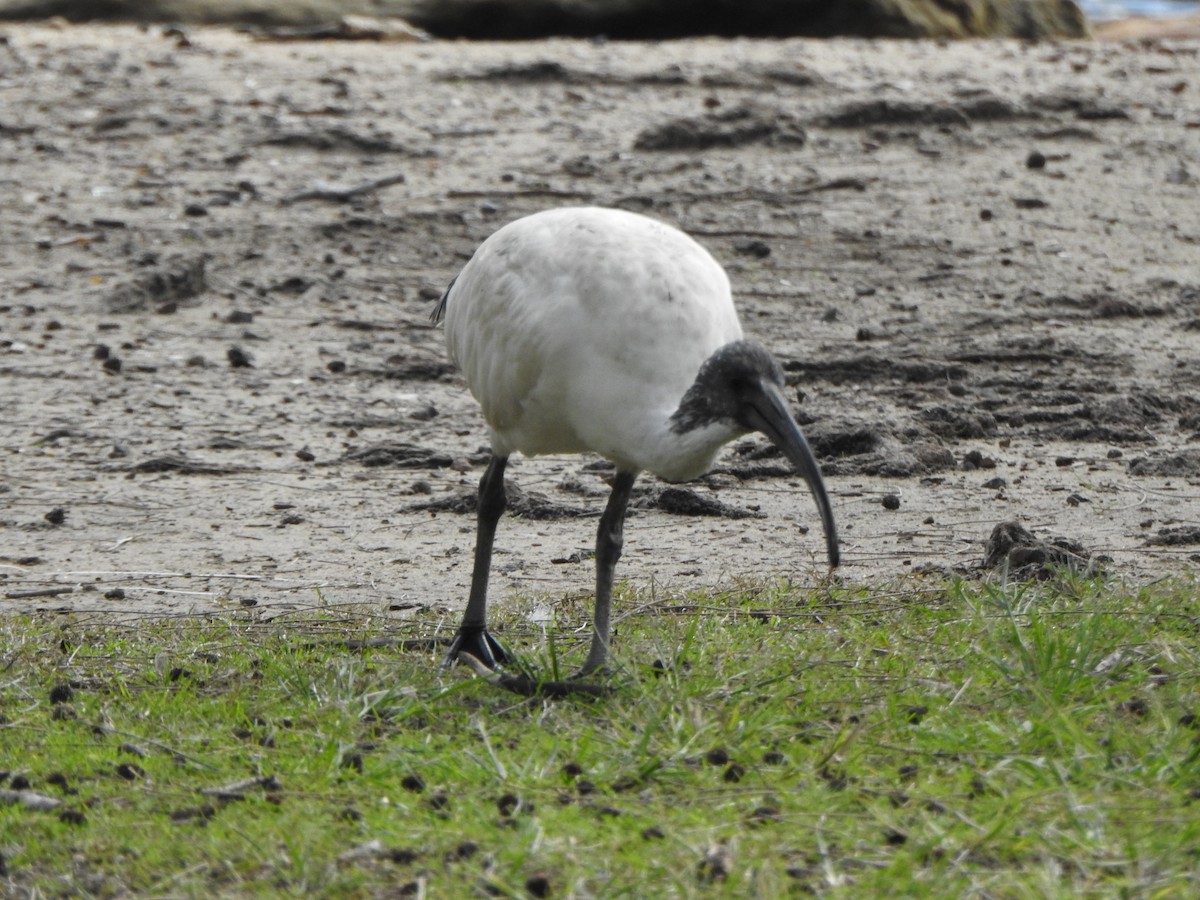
[432,206,839,683]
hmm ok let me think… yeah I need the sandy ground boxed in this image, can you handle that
[1,24,1198,625]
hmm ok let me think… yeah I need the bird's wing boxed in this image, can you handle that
[444,208,742,460]
[445,248,565,450]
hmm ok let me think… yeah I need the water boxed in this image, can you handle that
[1080,0,1200,21]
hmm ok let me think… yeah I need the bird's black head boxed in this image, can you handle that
[670,340,785,435]
[671,339,840,570]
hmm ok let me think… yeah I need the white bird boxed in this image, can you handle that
[433,206,839,682]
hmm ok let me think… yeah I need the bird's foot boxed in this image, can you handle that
[442,625,509,672]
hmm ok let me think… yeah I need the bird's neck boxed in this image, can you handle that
[632,414,743,483]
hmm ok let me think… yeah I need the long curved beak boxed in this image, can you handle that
[743,381,840,569]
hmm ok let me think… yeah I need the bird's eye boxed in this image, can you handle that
[728,375,753,396]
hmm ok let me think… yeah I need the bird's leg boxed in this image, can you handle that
[443,455,510,670]
[578,470,637,677]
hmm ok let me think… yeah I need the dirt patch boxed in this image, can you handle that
[1,25,1198,619]
[634,104,808,151]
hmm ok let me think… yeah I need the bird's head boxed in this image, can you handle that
[671,341,787,431]
[671,341,841,569]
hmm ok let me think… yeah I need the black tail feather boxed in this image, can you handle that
[430,276,456,324]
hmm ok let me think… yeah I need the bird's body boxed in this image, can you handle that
[434,206,839,688]
[443,207,743,481]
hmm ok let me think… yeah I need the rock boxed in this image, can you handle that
[982,521,1101,579]
[0,0,1091,40]
[404,0,1089,39]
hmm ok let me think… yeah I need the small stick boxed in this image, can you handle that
[281,173,406,205]
[798,176,874,193]
[4,587,79,599]
[200,774,282,800]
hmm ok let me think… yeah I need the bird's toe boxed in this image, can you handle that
[444,626,510,670]
[571,661,613,681]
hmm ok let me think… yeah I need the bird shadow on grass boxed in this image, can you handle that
[455,651,614,698]
[449,626,628,699]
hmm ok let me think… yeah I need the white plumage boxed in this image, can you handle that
[444,207,743,481]
[434,206,839,687]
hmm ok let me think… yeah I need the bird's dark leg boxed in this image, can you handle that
[578,470,637,677]
[443,455,510,670]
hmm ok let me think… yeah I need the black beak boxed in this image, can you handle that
[742,381,840,569]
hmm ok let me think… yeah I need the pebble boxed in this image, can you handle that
[227,346,253,368]
[732,238,771,258]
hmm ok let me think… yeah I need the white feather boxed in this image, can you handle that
[444,207,744,480]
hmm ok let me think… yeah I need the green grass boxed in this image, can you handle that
[2,574,1200,897]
